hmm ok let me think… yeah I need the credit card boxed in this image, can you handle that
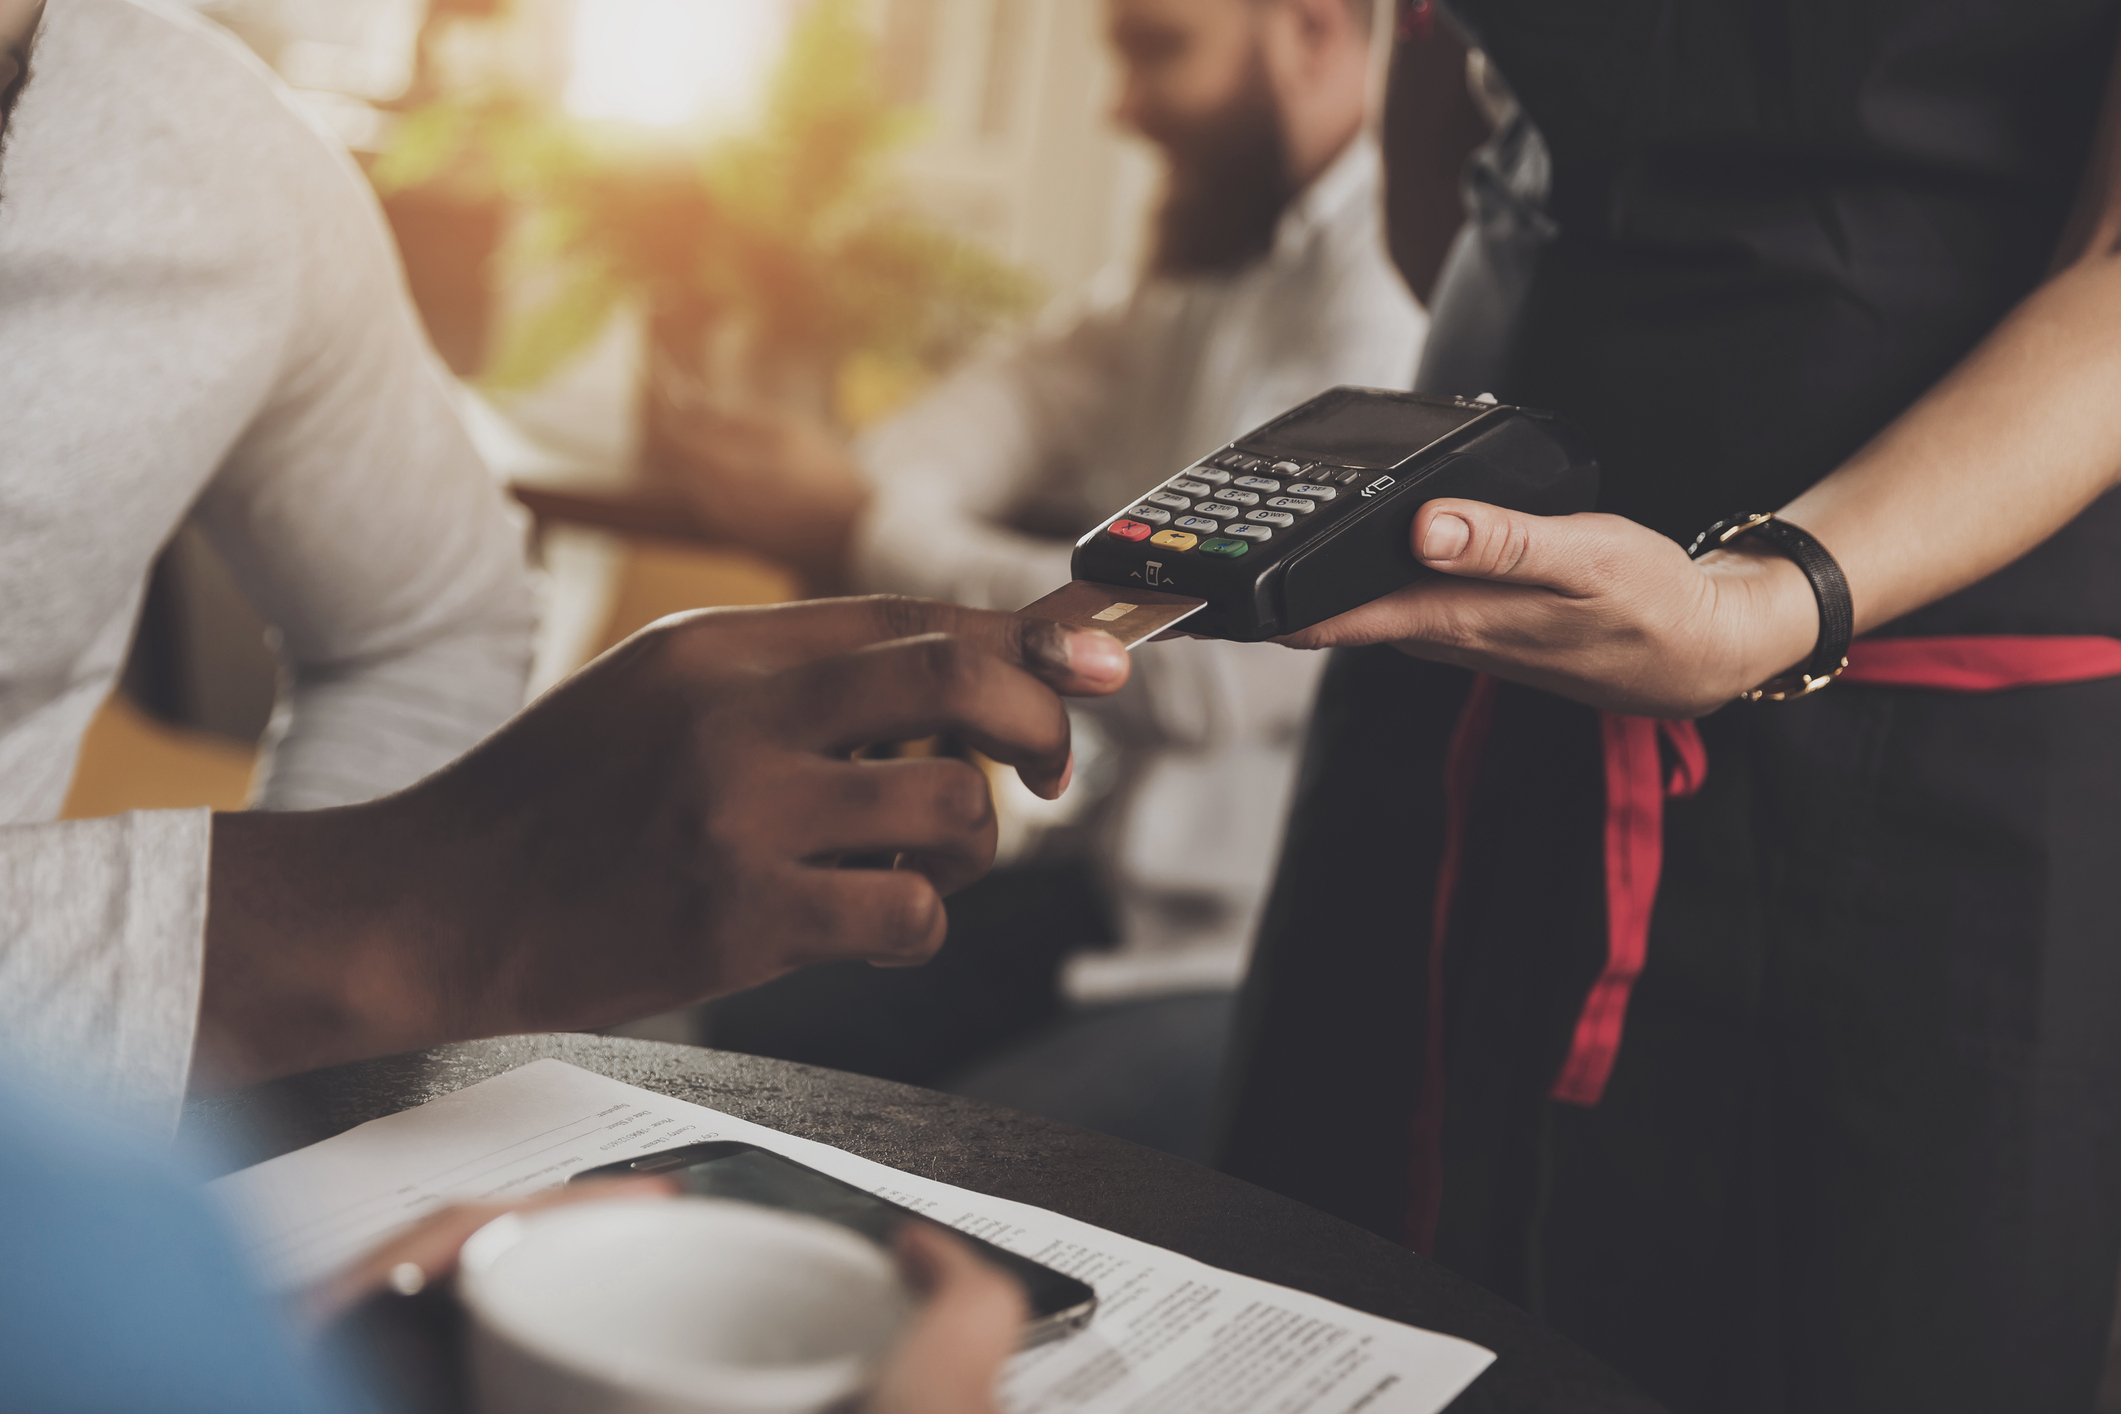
[1018,581,1208,650]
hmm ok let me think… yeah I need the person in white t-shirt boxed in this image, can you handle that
[669,0,1425,1159]
[0,0,537,824]
[0,0,527,1114]
[0,0,1132,1143]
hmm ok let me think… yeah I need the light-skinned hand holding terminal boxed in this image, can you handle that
[1281,35,2121,717]
[196,598,1129,1089]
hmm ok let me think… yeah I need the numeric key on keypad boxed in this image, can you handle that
[1173,514,1220,534]
[1127,504,1172,524]
[1286,483,1338,500]
[1217,489,1260,506]
[1189,466,1232,484]
[1265,496,1316,514]
[1246,509,1295,527]
[1144,491,1190,510]
[1197,501,1243,518]
[1233,475,1281,493]
[1168,478,1212,496]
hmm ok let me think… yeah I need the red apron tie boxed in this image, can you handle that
[1551,713,1708,1105]
[1406,672,1498,1255]
[1407,635,2121,1256]
[1837,635,2121,691]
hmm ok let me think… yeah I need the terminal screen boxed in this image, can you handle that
[1241,389,1483,469]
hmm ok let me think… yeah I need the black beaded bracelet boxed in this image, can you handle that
[1687,512,1853,701]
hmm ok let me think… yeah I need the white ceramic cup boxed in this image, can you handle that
[457,1196,913,1414]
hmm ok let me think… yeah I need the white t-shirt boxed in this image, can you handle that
[0,0,536,1128]
[851,136,1426,1000]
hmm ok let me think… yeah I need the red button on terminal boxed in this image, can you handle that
[1106,519,1153,542]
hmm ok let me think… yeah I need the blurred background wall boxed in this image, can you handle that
[68,0,1156,818]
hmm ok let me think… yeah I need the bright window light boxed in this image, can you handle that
[565,0,790,129]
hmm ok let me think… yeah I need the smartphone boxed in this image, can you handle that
[572,1141,1097,1348]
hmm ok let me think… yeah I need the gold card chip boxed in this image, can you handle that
[1018,581,1207,650]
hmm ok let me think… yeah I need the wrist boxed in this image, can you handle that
[1696,541,1827,700]
[197,805,460,1088]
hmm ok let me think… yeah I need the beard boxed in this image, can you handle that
[1149,51,1295,278]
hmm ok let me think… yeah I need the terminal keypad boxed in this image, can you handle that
[1103,447,1369,557]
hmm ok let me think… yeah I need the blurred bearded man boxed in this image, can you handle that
[0,1,36,172]
[1144,19,1296,276]
[676,0,1425,1162]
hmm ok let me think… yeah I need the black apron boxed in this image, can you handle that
[1218,4,2121,1410]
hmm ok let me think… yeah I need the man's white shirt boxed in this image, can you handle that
[852,135,1426,999]
[0,0,535,1128]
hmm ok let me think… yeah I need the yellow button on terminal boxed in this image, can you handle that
[1148,529,1198,551]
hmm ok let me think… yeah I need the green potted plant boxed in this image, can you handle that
[375,0,1036,445]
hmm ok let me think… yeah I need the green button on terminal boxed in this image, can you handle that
[1199,537,1250,559]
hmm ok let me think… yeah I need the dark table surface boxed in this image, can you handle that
[183,1034,1662,1414]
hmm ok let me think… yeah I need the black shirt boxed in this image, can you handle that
[1448,0,2121,635]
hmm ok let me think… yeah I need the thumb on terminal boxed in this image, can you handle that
[1411,499,1602,595]
[1420,512,1471,560]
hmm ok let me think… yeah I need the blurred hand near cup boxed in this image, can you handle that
[870,1224,1026,1414]
[304,1176,680,1325]
[313,1183,1021,1414]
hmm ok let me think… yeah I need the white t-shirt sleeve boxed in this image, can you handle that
[190,100,536,812]
[0,811,210,1134]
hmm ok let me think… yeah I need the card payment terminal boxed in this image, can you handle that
[1022,386,1598,644]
